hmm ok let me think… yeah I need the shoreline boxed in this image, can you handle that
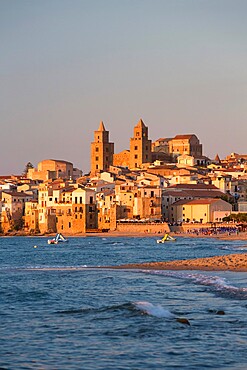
[111,253,247,272]
[1,230,247,241]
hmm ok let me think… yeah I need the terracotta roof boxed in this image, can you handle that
[214,154,221,162]
[163,190,192,197]
[155,138,172,143]
[61,187,75,193]
[172,198,222,206]
[41,159,73,165]
[167,184,218,190]
[2,191,32,197]
[163,189,224,198]
[173,134,195,140]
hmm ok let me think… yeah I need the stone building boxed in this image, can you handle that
[27,159,81,181]
[24,201,39,233]
[172,198,232,223]
[113,150,130,168]
[37,181,97,234]
[168,134,202,159]
[129,119,152,169]
[1,191,33,232]
[90,121,114,176]
[152,134,202,161]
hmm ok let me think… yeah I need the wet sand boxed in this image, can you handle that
[112,253,247,272]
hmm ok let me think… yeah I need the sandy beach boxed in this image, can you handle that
[112,253,247,272]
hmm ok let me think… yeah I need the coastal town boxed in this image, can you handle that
[1,119,247,236]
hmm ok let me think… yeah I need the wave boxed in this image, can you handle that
[219,245,247,251]
[56,301,190,324]
[141,270,247,300]
[133,301,175,318]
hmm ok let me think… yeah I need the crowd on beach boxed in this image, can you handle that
[185,226,239,236]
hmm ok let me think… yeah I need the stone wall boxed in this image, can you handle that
[116,222,170,234]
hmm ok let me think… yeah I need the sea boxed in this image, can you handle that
[0,236,247,370]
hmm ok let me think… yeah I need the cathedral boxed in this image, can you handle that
[90,119,203,175]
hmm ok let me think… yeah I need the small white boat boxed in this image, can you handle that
[48,233,68,245]
[157,234,176,243]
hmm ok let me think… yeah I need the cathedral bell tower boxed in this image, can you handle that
[90,121,114,176]
[129,119,152,169]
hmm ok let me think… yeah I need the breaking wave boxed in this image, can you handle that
[133,301,175,318]
[141,270,247,299]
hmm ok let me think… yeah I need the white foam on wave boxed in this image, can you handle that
[141,270,247,296]
[134,301,175,318]
[219,245,247,251]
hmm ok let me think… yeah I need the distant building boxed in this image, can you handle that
[27,159,81,181]
[113,150,130,168]
[172,198,232,223]
[152,134,203,161]
[1,191,33,232]
[91,121,114,176]
[129,119,152,169]
[168,134,202,159]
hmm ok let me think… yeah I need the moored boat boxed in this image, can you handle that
[157,234,176,243]
[48,233,68,245]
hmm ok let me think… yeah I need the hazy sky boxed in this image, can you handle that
[1,0,247,174]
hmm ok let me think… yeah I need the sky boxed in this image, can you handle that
[1,0,247,175]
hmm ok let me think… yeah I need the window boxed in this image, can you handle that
[96,147,99,152]
[96,156,99,161]
[106,147,109,152]
[96,165,98,169]
[134,155,138,159]
[90,196,93,204]
[80,197,82,204]
[68,222,71,228]
[151,191,154,197]
[134,146,138,150]
[75,197,77,204]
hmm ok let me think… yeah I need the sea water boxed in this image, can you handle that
[0,236,247,369]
